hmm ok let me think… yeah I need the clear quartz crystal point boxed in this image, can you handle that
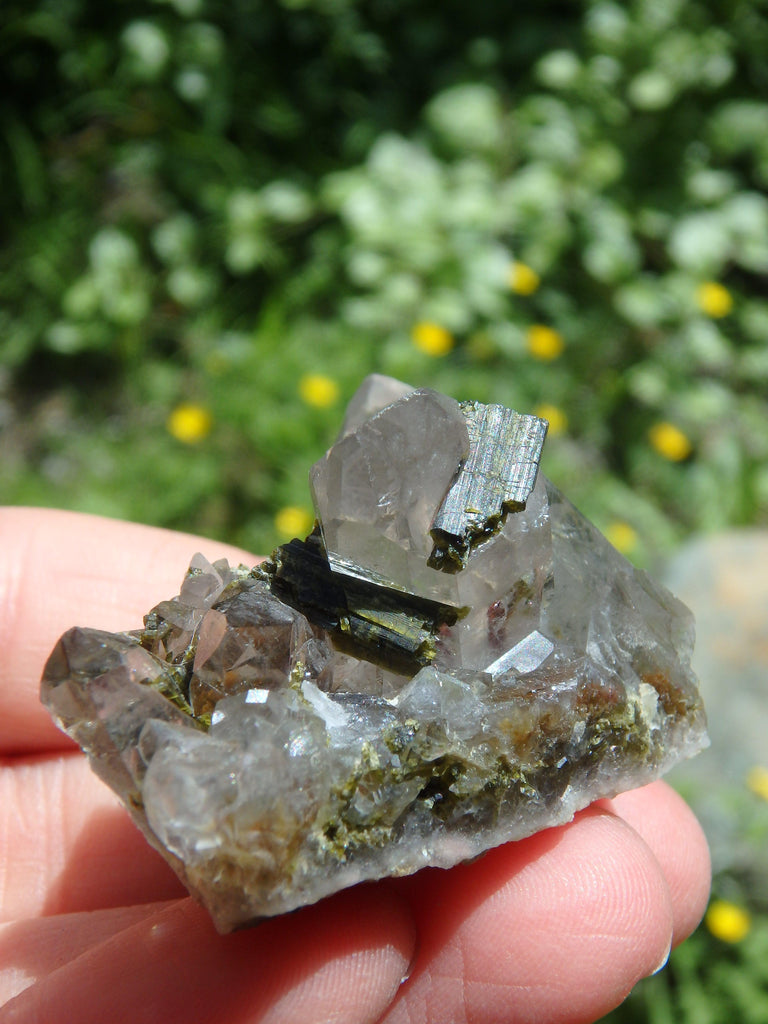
[41,375,708,932]
[310,386,470,603]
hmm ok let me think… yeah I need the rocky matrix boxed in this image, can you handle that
[42,376,708,932]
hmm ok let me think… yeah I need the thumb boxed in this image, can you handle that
[0,889,415,1024]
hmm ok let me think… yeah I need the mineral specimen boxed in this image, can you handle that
[41,377,708,932]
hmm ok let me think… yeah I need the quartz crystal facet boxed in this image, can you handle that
[41,377,708,932]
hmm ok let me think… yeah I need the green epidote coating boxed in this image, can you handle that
[122,506,702,881]
[308,679,673,866]
[127,557,684,871]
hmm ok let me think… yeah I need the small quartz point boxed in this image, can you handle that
[41,376,708,932]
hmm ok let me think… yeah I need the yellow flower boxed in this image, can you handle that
[696,281,733,318]
[534,403,568,436]
[299,374,339,408]
[648,421,692,462]
[746,765,768,802]
[604,521,639,555]
[167,403,212,444]
[274,505,314,539]
[706,900,751,943]
[526,324,564,361]
[509,261,541,295]
[412,321,454,357]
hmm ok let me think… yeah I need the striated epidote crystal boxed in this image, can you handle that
[42,377,708,932]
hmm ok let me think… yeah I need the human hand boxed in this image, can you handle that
[0,507,710,1024]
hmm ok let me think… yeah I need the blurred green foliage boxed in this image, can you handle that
[1,0,766,561]
[2,2,768,1019]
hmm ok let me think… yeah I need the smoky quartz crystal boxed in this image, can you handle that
[41,376,708,932]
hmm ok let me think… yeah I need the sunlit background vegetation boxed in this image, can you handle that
[2,1,767,1019]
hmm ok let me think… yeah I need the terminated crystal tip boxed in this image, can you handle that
[428,401,548,572]
[41,374,708,932]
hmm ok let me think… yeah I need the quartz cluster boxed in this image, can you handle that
[42,376,708,932]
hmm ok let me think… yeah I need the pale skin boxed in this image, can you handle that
[0,507,711,1024]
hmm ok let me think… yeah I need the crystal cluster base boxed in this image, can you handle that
[41,377,707,932]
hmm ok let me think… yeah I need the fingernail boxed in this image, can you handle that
[650,937,672,975]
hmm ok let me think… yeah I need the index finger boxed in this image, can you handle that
[0,507,257,755]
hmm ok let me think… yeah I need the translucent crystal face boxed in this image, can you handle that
[311,385,550,617]
[310,387,469,603]
[41,375,708,932]
[189,588,312,716]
